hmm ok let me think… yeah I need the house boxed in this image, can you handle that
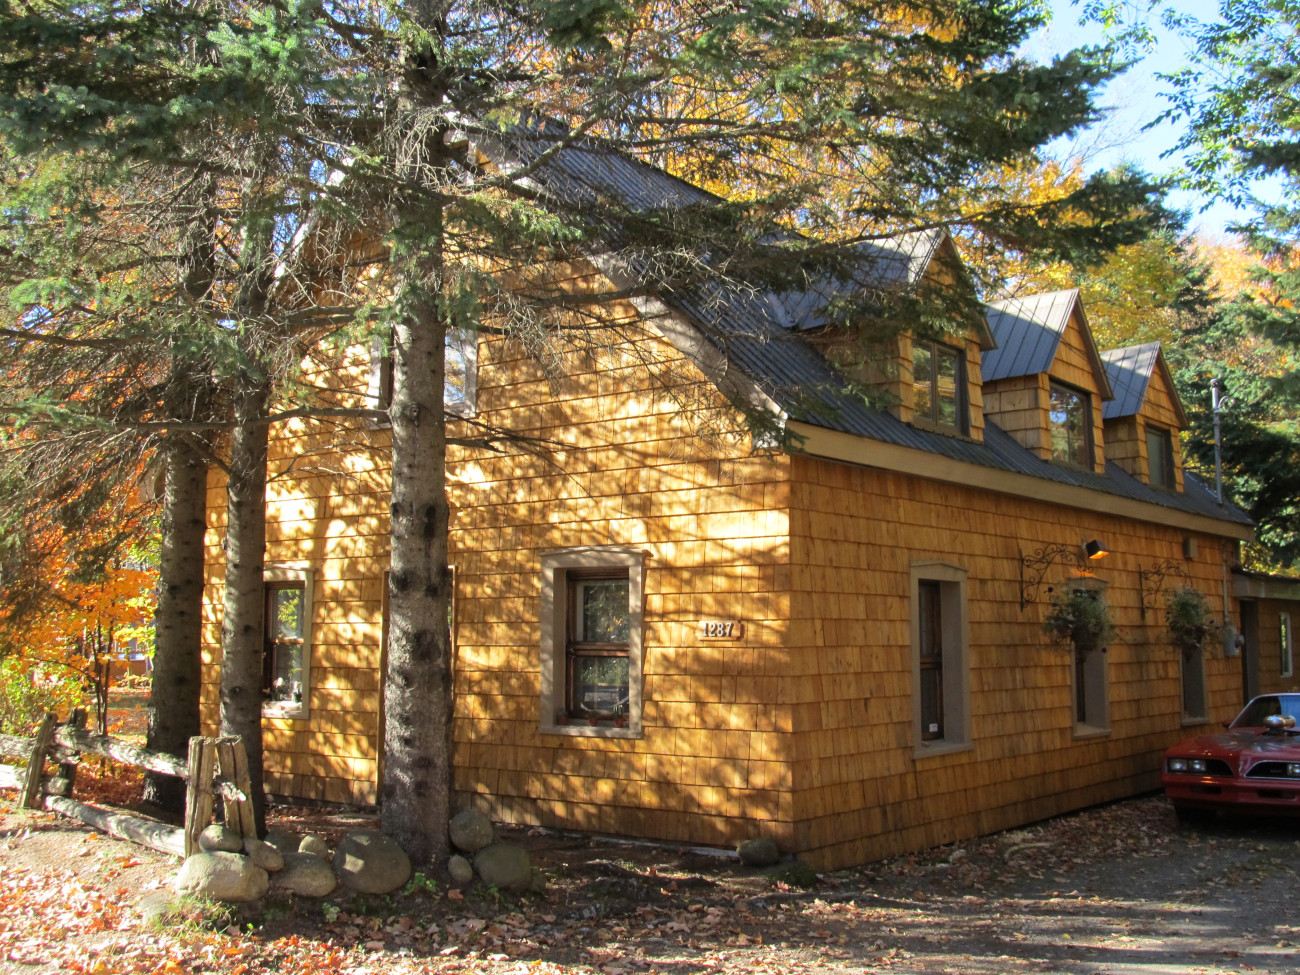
[202,142,1289,870]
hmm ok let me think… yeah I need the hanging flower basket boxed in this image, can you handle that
[1043,588,1114,655]
[1166,586,1214,658]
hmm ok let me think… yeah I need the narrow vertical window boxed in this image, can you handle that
[1282,612,1294,678]
[567,573,631,716]
[264,582,305,706]
[1049,382,1092,467]
[917,580,944,740]
[912,340,967,434]
[1146,426,1175,489]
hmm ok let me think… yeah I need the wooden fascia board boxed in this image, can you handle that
[1233,572,1300,601]
[787,419,1254,541]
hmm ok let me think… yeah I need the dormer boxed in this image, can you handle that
[1100,342,1189,492]
[818,231,995,443]
[981,290,1114,474]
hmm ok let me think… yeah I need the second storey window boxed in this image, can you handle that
[913,340,967,434]
[1146,425,1175,489]
[1049,382,1092,467]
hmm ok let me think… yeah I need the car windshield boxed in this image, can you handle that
[1231,694,1300,728]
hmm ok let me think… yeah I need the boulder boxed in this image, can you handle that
[174,851,269,903]
[264,830,300,855]
[136,890,184,926]
[474,842,532,893]
[198,825,245,853]
[448,808,496,853]
[333,830,412,894]
[447,854,475,886]
[737,837,781,867]
[298,834,330,858]
[244,836,285,872]
[275,852,337,897]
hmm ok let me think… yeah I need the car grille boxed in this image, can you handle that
[1194,759,1234,776]
[1246,761,1299,779]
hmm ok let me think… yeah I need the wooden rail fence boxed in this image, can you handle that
[0,710,254,858]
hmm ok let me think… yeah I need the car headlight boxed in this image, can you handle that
[1189,759,1207,772]
[1167,758,1188,772]
[1289,764,1300,778]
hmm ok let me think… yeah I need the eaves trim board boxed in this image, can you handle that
[787,420,1254,542]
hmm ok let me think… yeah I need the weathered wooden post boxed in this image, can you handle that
[215,736,256,839]
[183,736,217,857]
[20,713,56,810]
[48,709,87,798]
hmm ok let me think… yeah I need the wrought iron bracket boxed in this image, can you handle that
[1019,543,1087,610]
[1138,558,1189,621]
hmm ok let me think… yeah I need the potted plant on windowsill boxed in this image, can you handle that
[1167,586,1214,658]
[554,709,571,726]
[611,704,627,729]
[1043,588,1113,655]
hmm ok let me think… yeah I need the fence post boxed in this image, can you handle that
[20,713,57,810]
[215,736,257,840]
[182,737,216,858]
[48,709,87,799]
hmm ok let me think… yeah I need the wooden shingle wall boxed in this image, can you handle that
[784,453,1243,868]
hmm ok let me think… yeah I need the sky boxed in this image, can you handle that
[1027,0,1247,239]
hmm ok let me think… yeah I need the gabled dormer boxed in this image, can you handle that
[981,290,1114,473]
[1100,342,1189,492]
[818,230,995,443]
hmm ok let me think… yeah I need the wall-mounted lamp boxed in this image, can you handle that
[1084,539,1109,560]
[1019,539,1109,609]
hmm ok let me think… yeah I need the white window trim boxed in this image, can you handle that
[909,561,972,757]
[1282,612,1294,678]
[263,564,315,720]
[366,330,479,427]
[540,546,647,738]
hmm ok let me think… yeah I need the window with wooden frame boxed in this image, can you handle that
[1282,612,1294,678]
[262,566,314,718]
[1069,584,1110,735]
[912,339,968,434]
[367,329,479,422]
[1049,382,1092,467]
[910,562,970,753]
[540,547,645,736]
[1146,425,1176,490]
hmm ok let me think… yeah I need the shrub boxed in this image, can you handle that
[0,657,84,735]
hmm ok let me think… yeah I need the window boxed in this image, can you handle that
[540,547,646,735]
[1070,586,1109,734]
[910,563,970,752]
[367,328,478,421]
[1049,382,1092,467]
[912,340,967,434]
[1182,641,1207,721]
[1282,612,1294,678]
[263,566,313,718]
[1146,425,1175,489]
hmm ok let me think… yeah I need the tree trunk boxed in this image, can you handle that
[381,182,454,864]
[219,375,270,835]
[143,434,207,812]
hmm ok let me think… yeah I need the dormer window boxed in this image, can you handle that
[1146,425,1175,489]
[913,340,967,434]
[1049,382,1092,467]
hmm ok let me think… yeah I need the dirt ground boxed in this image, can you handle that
[2,781,1300,975]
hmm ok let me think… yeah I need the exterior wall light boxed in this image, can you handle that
[1084,539,1109,560]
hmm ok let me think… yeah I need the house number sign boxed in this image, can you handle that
[699,620,744,640]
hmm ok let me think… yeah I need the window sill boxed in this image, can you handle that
[263,704,308,721]
[542,723,641,739]
[1072,723,1110,740]
[1181,713,1210,727]
[912,740,973,760]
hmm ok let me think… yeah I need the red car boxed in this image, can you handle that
[1162,693,1300,821]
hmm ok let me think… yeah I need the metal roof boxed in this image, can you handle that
[981,291,1078,381]
[502,132,1249,529]
[1100,343,1161,419]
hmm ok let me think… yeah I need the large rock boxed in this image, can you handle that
[264,830,300,855]
[198,825,245,853]
[174,851,269,903]
[244,836,285,872]
[474,843,532,893]
[298,834,330,858]
[449,809,496,853]
[275,852,337,897]
[447,854,475,886]
[333,830,412,894]
[737,837,781,867]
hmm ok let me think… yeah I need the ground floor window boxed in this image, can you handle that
[910,562,970,752]
[1070,587,1109,734]
[1181,643,1207,721]
[263,566,314,718]
[541,547,645,734]
[1282,612,1294,678]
